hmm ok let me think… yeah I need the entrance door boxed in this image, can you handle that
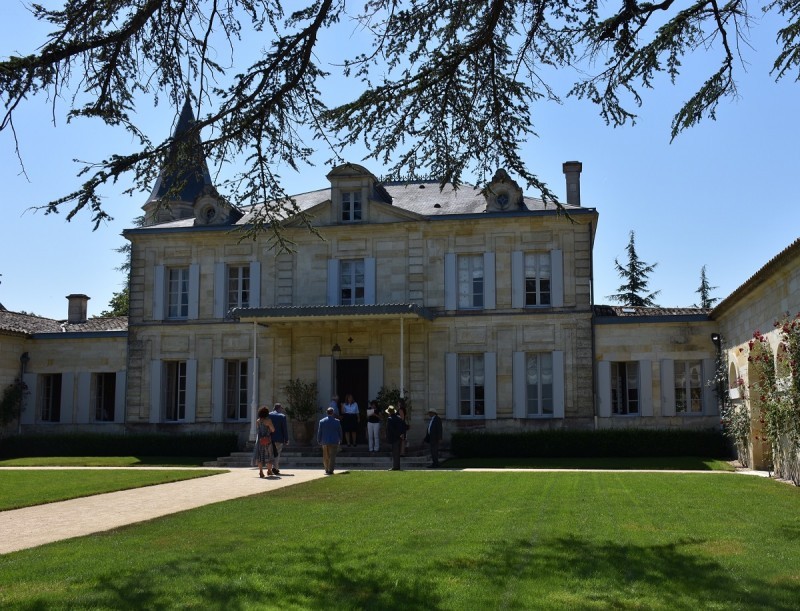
[335,358,369,443]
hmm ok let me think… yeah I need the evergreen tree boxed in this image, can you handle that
[1,1,799,234]
[607,230,660,307]
[694,265,719,309]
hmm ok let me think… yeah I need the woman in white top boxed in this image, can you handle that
[342,393,359,447]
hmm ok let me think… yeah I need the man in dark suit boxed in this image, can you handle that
[269,403,289,474]
[386,405,406,471]
[425,409,443,468]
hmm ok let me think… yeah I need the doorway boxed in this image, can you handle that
[335,358,369,443]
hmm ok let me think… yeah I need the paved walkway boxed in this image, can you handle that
[0,467,326,555]
[0,465,773,555]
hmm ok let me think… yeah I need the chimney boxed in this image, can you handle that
[562,161,582,206]
[66,294,90,324]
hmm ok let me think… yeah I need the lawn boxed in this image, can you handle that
[0,456,213,467]
[0,471,798,610]
[443,456,735,470]
[0,469,224,510]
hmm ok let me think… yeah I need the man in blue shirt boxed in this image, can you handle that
[317,406,343,475]
[269,403,289,475]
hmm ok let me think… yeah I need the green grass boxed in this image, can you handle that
[1,471,798,609]
[0,469,224,510]
[442,456,736,471]
[0,456,214,467]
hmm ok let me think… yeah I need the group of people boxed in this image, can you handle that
[253,396,444,477]
[317,400,443,474]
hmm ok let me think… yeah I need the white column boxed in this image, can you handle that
[250,321,258,441]
[400,316,405,394]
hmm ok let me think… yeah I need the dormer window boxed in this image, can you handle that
[341,191,362,223]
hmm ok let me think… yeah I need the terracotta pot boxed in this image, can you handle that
[291,420,315,445]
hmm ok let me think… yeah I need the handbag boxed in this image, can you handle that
[259,436,270,446]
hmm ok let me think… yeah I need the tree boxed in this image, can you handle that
[607,230,660,307]
[694,265,719,309]
[2,1,799,237]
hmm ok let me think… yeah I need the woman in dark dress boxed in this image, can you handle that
[256,405,276,478]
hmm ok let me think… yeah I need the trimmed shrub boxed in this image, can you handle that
[450,429,731,459]
[0,432,238,459]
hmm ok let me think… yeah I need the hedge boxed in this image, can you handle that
[0,432,239,459]
[450,429,731,459]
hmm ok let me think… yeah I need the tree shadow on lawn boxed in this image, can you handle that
[465,534,800,609]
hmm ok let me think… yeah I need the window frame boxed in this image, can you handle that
[227,264,251,310]
[674,359,704,414]
[611,361,639,415]
[167,266,190,319]
[40,373,62,422]
[164,361,188,422]
[225,360,249,421]
[458,354,485,417]
[339,258,366,305]
[526,352,554,416]
[93,372,116,422]
[524,252,552,307]
[457,254,484,310]
[341,191,362,223]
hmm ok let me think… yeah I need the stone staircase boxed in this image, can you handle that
[205,444,445,470]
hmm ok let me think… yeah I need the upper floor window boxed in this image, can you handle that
[40,373,62,422]
[226,360,249,420]
[675,360,703,413]
[341,191,362,223]
[340,259,365,305]
[94,372,116,422]
[526,353,554,416]
[458,254,484,309]
[611,362,639,415]
[459,354,485,417]
[167,267,190,319]
[525,253,551,306]
[227,265,251,309]
[164,361,187,421]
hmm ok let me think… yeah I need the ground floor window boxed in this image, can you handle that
[40,373,62,422]
[611,362,639,415]
[225,360,249,420]
[94,372,116,422]
[459,354,485,416]
[526,353,554,416]
[675,360,703,413]
[164,361,187,421]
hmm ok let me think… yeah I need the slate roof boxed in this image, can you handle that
[0,310,128,336]
[593,305,711,322]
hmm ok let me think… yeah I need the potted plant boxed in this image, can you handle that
[283,378,318,445]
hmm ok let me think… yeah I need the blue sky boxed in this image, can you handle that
[1,3,798,319]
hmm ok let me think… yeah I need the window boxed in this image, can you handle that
[94,373,116,422]
[341,191,362,222]
[458,255,484,309]
[525,253,551,306]
[611,362,639,415]
[226,360,249,420]
[675,360,703,413]
[167,267,190,319]
[227,265,250,309]
[340,259,365,305]
[164,361,187,421]
[40,374,62,422]
[459,354,485,416]
[526,353,554,416]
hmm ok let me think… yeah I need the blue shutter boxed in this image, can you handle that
[212,358,225,422]
[551,249,564,307]
[185,359,197,422]
[511,251,524,309]
[597,360,611,417]
[76,372,90,424]
[512,351,526,418]
[153,265,165,321]
[660,359,675,416]
[483,252,496,310]
[703,358,718,415]
[639,360,652,417]
[484,352,497,419]
[364,257,376,305]
[149,361,162,423]
[188,263,200,320]
[552,350,565,419]
[445,352,458,419]
[444,253,456,311]
[114,370,126,423]
[213,262,226,318]
[249,261,261,308]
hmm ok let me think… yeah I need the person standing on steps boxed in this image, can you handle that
[341,393,359,447]
[386,405,407,471]
[398,399,409,456]
[269,402,289,475]
[425,409,443,468]
[317,406,343,475]
[366,399,381,455]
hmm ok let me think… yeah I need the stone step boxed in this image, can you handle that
[205,447,445,470]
